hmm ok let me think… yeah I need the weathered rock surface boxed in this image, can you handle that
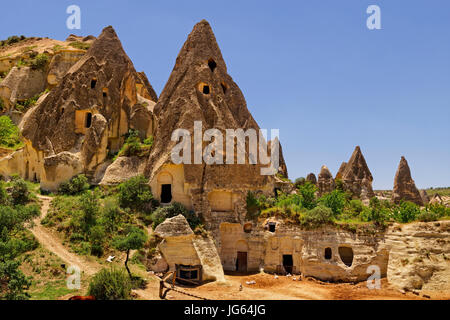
[17,26,156,190]
[392,157,423,205]
[155,215,225,282]
[0,66,46,111]
[317,165,335,196]
[420,190,430,205]
[386,221,450,291]
[335,162,347,180]
[220,221,390,282]
[429,194,443,205]
[306,173,317,185]
[99,156,147,185]
[145,20,287,237]
[340,146,375,201]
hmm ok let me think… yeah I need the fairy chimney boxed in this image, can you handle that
[392,156,423,206]
[318,165,335,196]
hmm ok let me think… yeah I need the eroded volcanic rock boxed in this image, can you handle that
[145,20,287,221]
[340,146,375,200]
[306,173,317,185]
[318,165,335,196]
[392,156,423,206]
[20,26,156,190]
[420,190,430,205]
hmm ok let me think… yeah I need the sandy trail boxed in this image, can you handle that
[31,195,101,277]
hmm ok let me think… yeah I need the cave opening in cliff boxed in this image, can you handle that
[91,79,97,89]
[268,222,276,233]
[161,184,172,204]
[338,246,353,267]
[85,112,92,128]
[208,58,217,72]
[324,247,332,260]
[202,84,210,94]
[283,255,293,274]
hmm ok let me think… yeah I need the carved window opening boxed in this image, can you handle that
[324,247,332,260]
[91,79,97,89]
[202,85,210,94]
[268,222,276,233]
[85,112,92,128]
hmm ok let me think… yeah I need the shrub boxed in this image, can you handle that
[58,174,89,195]
[88,268,132,300]
[0,116,23,149]
[79,190,100,232]
[294,177,306,188]
[301,206,334,227]
[298,182,317,210]
[89,225,105,257]
[0,181,8,205]
[150,202,200,230]
[69,41,91,50]
[417,210,440,222]
[118,175,153,210]
[361,197,389,224]
[101,198,121,233]
[347,199,364,216]
[393,201,421,223]
[246,191,260,219]
[318,189,347,216]
[29,53,49,70]
[10,176,29,205]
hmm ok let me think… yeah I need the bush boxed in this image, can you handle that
[29,53,49,70]
[362,197,389,224]
[318,190,347,216]
[393,201,421,223]
[294,177,306,188]
[302,206,334,227]
[298,182,317,210]
[58,174,89,195]
[246,191,260,219]
[89,225,105,257]
[79,190,100,232]
[101,198,121,233]
[0,116,23,149]
[88,268,132,300]
[118,175,153,210]
[10,176,29,205]
[150,202,200,230]
[0,181,8,205]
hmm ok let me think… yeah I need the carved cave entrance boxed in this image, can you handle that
[161,184,172,204]
[283,255,293,274]
[338,246,354,267]
[85,112,92,128]
[236,252,248,272]
[324,247,332,260]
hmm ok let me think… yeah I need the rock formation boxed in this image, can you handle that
[340,146,375,200]
[317,165,335,196]
[429,193,443,205]
[335,162,347,180]
[145,20,287,235]
[420,190,430,205]
[306,173,317,185]
[14,26,157,191]
[392,156,423,206]
[154,215,225,283]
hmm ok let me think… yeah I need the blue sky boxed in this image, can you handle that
[1,0,449,189]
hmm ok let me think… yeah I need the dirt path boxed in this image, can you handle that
[31,195,101,277]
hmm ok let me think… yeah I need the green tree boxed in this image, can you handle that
[319,189,347,216]
[112,227,147,278]
[10,176,29,205]
[150,202,200,230]
[101,198,121,233]
[302,205,334,227]
[118,175,153,210]
[298,182,317,210]
[0,116,23,149]
[0,181,8,205]
[58,174,89,195]
[393,201,421,223]
[79,190,99,233]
